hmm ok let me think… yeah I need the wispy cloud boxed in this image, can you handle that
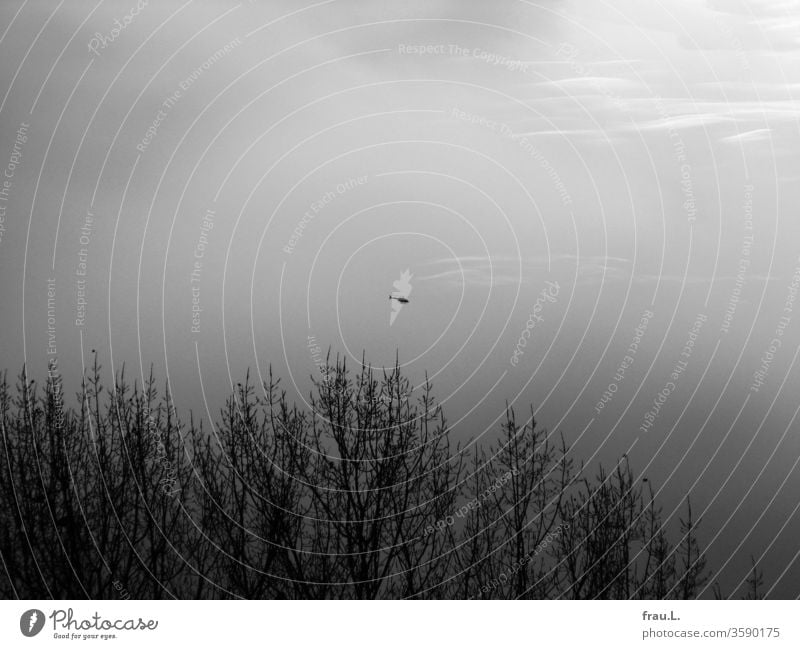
[418,255,525,287]
[419,254,632,287]
[633,273,780,285]
[632,113,736,132]
[417,267,524,287]
[535,76,639,92]
[721,128,772,143]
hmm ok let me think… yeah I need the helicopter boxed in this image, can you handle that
[389,294,410,304]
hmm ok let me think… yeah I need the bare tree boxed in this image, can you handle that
[0,355,726,600]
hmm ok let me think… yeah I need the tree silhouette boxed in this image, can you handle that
[0,354,755,599]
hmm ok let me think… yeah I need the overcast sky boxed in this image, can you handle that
[1,0,800,596]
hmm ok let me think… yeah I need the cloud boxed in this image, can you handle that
[633,112,736,131]
[721,128,772,143]
[600,96,799,141]
[418,255,525,287]
[707,0,800,17]
[535,76,639,92]
[633,272,780,285]
[425,255,519,266]
[695,81,800,101]
[417,267,523,287]
[687,0,800,51]
[419,254,632,287]
[512,128,611,139]
[684,100,800,121]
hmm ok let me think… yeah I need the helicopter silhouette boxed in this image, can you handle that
[389,269,413,326]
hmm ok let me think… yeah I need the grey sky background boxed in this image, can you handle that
[2,0,800,596]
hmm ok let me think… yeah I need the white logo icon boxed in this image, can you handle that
[20,609,45,637]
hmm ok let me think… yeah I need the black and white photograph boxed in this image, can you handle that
[0,0,799,646]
